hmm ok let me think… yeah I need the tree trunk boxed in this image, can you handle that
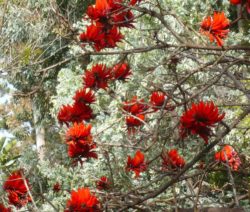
[32,102,45,161]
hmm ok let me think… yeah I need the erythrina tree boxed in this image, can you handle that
[1,0,250,211]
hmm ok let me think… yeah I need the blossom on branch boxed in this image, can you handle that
[123,96,148,133]
[150,91,173,111]
[66,123,97,163]
[111,63,132,81]
[96,176,111,190]
[65,188,100,212]
[0,204,11,212]
[66,122,93,144]
[229,0,241,4]
[73,89,96,105]
[180,101,225,144]
[161,149,185,170]
[3,170,31,208]
[53,182,61,193]
[57,103,93,126]
[83,64,111,90]
[215,145,241,171]
[200,12,230,46]
[126,150,147,177]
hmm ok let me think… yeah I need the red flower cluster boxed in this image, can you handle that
[57,88,95,126]
[180,101,225,144]
[150,91,173,111]
[111,63,132,81]
[123,96,148,133]
[161,149,185,170]
[80,0,141,51]
[0,204,11,212]
[3,170,31,208]
[215,145,241,171]
[53,182,61,193]
[126,150,147,177]
[65,188,100,212]
[200,12,230,46]
[66,123,97,163]
[229,0,250,13]
[96,176,111,190]
[83,64,111,90]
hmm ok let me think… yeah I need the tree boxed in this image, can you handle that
[1,0,250,211]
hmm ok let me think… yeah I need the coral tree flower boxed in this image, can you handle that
[73,89,96,105]
[126,150,147,177]
[87,0,135,28]
[3,170,31,208]
[65,188,100,212]
[161,149,185,170]
[80,0,136,51]
[215,145,241,171]
[57,103,93,126]
[66,123,97,162]
[150,91,173,111]
[229,0,241,4]
[200,12,230,46]
[80,24,123,51]
[123,96,148,133]
[112,63,132,81]
[0,203,11,212]
[53,182,61,193]
[96,176,111,190]
[83,64,111,90]
[180,101,225,144]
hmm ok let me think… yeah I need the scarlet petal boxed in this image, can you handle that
[179,101,225,143]
[65,188,100,212]
[200,12,230,47]
[126,150,147,178]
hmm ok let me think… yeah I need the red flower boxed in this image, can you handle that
[83,64,111,90]
[123,96,148,115]
[150,91,173,111]
[111,10,135,28]
[125,114,145,134]
[58,104,74,126]
[66,123,93,144]
[66,123,97,162]
[103,26,124,48]
[57,103,93,126]
[87,0,134,28]
[80,24,123,51]
[79,24,105,52]
[3,170,31,208]
[161,149,185,170]
[0,204,11,212]
[68,142,98,161]
[126,150,147,177]
[53,182,61,193]
[112,63,132,80]
[215,145,241,171]
[200,12,230,46]
[180,101,225,144]
[87,0,111,21]
[96,176,111,190]
[229,0,241,4]
[73,89,96,105]
[71,102,94,122]
[65,188,100,212]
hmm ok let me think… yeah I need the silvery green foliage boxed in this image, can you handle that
[2,3,50,44]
